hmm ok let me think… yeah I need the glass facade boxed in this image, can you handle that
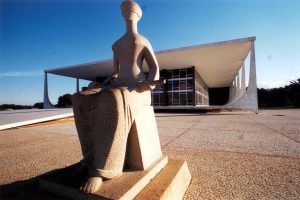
[194,70,209,106]
[151,67,209,106]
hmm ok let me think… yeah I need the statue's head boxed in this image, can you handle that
[121,0,142,22]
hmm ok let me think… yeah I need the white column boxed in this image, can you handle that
[237,71,240,91]
[241,62,246,92]
[223,40,258,112]
[247,41,258,111]
[228,78,237,104]
[43,72,55,109]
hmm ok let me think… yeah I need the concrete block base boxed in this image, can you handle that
[39,157,191,200]
[135,159,191,200]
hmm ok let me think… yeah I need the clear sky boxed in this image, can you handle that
[1,0,300,105]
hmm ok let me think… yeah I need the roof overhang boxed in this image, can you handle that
[45,36,255,88]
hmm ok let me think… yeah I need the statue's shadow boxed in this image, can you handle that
[0,162,142,200]
[0,163,83,200]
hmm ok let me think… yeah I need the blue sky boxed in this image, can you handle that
[1,0,300,105]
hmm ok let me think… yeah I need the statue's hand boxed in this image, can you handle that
[135,82,151,93]
[110,77,118,84]
[103,76,117,86]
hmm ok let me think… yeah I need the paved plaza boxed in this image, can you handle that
[0,109,299,199]
[0,109,73,130]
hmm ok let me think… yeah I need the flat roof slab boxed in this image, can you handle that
[46,37,255,88]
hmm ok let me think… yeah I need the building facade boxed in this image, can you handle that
[43,37,258,112]
[151,67,209,106]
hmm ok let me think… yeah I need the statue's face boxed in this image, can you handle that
[122,9,140,22]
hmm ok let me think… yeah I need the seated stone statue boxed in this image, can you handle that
[72,0,160,194]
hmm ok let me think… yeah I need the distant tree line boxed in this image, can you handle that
[56,94,72,108]
[258,78,300,108]
[0,102,44,111]
[0,104,33,110]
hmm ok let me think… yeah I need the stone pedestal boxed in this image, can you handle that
[39,108,191,199]
[39,158,191,200]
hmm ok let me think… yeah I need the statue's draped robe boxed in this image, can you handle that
[72,87,151,179]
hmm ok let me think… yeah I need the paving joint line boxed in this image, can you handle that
[163,121,201,147]
[249,118,300,144]
[0,137,78,152]
[163,146,300,160]
[16,127,79,138]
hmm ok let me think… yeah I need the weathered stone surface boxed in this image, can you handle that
[39,155,168,200]
[71,0,162,193]
[135,159,191,200]
[126,106,163,170]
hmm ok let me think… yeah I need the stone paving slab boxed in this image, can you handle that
[192,121,269,132]
[20,121,77,136]
[157,127,188,146]
[0,109,300,199]
[163,148,300,200]
[169,128,300,158]
[0,129,81,185]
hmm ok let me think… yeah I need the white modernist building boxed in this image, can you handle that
[44,37,258,112]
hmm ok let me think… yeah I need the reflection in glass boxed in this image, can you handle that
[180,80,186,90]
[153,93,159,106]
[173,92,179,105]
[187,68,194,78]
[173,80,179,90]
[180,69,186,78]
[187,92,193,105]
[173,70,179,78]
[180,92,187,105]
[187,79,193,90]
[167,81,172,91]
[168,93,172,105]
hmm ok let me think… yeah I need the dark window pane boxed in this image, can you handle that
[168,93,172,105]
[167,81,172,91]
[187,92,193,105]
[173,70,179,78]
[153,94,159,105]
[159,85,165,91]
[173,80,179,90]
[160,70,166,78]
[160,93,165,105]
[187,79,193,90]
[187,68,194,78]
[173,92,179,105]
[180,80,186,90]
[180,69,186,78]
[167,71,172,79]
[180,92,187,105]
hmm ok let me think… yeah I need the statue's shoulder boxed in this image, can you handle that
[112,37,124,51]
[135,34,150,46]
[135,34,151,48]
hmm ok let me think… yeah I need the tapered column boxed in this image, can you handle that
[237,72,240,91]
[247,41,258,111]
[228,79,236,104]
[241,62,246,92]
[76,78,80,93]
[43,72,55,109]
[223,40,258,112]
